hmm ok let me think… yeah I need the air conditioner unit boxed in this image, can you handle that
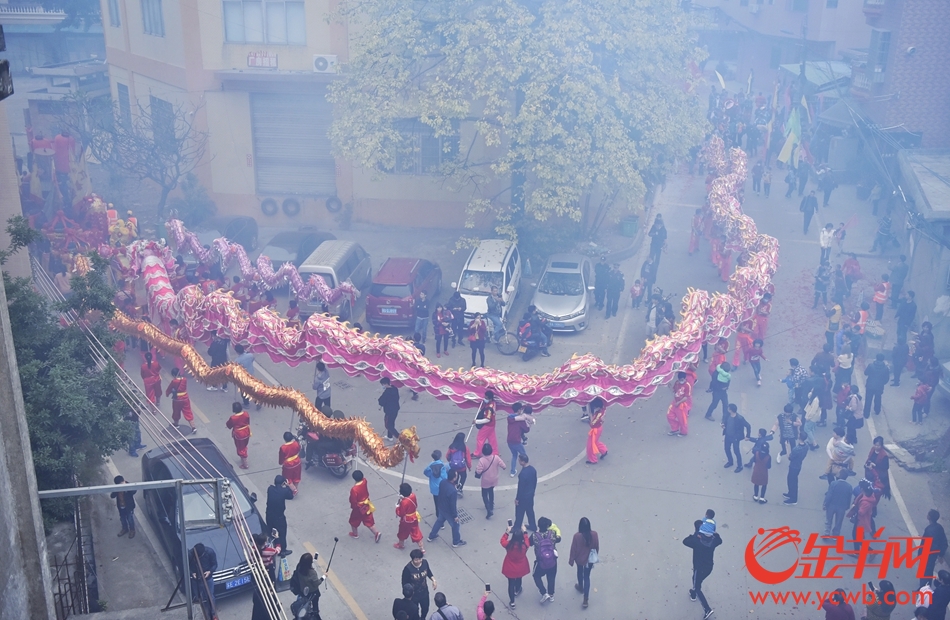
[749,4,760,13]
[313,55,338,74]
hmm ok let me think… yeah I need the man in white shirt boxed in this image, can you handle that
[819,223,834,263]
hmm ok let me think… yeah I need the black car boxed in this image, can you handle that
[259,229,336,269]
[140,438,265,599]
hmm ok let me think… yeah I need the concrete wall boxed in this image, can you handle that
[0,101,56,620]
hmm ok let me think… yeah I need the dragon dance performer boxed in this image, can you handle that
[140,351,162,406]
[394,483,425,553]
[667,371,693,437]
[753,293,772,341]
[165,367,196,431]
[226,402,251,469]
[348,470,382,542]
[279,432,302,495]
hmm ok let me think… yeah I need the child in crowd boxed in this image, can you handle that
[629,279,644,309]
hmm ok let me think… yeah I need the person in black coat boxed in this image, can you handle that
[922,511,949,588]
[928,570,950,620]
[593,257,608,311]
[800,191,818,234]
[266,475,294,556]
[514,453,537,532]
[721,403,751,472]
[863,354,891,418]
[605,265,625,319]
[189,543,218,618]
[683,519,722,619]
[648,215,667,265]
[379,377,401,440]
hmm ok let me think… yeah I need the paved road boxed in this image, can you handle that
[110,170,945,620]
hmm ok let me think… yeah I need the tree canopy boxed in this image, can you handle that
[4,258,129,523]
[330,0,707,237]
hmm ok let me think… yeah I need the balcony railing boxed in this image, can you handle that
[0,4,66,25]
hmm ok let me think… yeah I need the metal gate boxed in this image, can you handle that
[250,90,336,196]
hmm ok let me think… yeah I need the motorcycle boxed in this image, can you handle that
[516,319,554,362]
[296,416,357,479]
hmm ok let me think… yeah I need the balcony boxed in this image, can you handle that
[863,0,885,20]
[0,4,66,25]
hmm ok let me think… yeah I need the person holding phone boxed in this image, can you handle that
[476,584,495,620]
[500,522,531,609]
[864,580,896,620]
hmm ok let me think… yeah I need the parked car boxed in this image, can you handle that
[531,254,593,332]
[298,240,372,320]
[366,258,442,329]
[140,438,265,599]
[452,240,522,322]
[259,229,336,270]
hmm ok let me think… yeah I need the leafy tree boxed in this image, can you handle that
[58,92,209,221]
[3,237,129,523]
[330,0,707,239]
[168,172,218,228]
[40,0,101,31]
[0,215,42,266]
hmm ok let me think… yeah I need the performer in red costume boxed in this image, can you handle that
[348,470,382,542]
[140,351,162,406]
[279,432,302,495]
[226,402,251,469]
[394,483,425,553]
[165,367,195,430]
[667,371,693,436]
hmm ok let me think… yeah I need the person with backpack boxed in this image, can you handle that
[423,450,448,520]
[475,442,505,519]
[683,519,722,620]
[531,517,561,604]
[568,517,600,608]
[289,552,325,619]
[501,525,531,609]
[379,377,401,441]
[446,433,471,496]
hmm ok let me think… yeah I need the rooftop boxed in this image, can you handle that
[898,149,950,221]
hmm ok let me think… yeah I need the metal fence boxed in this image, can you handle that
[50,497,100,619]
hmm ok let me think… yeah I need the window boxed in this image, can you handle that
[390,119,459,175]
[117,83,132,127]
[142,0,165,36]
[149,96,175,148]
[223,1,306,45]
[791,0,808,11]
[869,29,891,71]
[108,0,120,27]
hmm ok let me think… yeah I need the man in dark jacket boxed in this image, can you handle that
[427,470,464,547]
[379,377,401,440]
[889,255,910,307]
[514,453,537,532]
[593,256,609,311]
[207,334,229,391]
[266,475,294,556]
[823,470,853,536]
[641,256,658,320]
[721,403,751,473]
[413,291,430,343]
[648,215,667,265]
[800,191,818,234]
[683,519,722,620]
[895,290,917,344]
[189,543,218,619]
[783,434,809,505]
[922,510,949,587]
[863,354,891,418]
[928,570,950,620]
[605,264,625,319]
[111,475,137,538]
[446,292,467,347]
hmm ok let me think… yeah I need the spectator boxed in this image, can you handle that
[531,517,561,604]
[428,592,463,620]
[568,517,600,608]
[501,525,531,609]
[110,475,137,539]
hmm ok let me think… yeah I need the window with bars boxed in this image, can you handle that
[142,0,164,36]
[389,119,459,175]
[223,1,306,45]
[869,29,891,73]
[149,96,175,149]
[108,0,120,27]
[117,83,132,128]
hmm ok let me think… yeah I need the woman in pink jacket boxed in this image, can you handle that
[475,443,506,519]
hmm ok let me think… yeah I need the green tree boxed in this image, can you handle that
[330,0,707,239]
[3,259,129,524]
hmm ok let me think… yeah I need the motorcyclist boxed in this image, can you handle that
[521,305,551,357]
[299,411,347,467]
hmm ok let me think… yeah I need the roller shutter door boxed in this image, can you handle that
[250,90,336,196]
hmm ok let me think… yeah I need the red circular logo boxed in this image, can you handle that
[745,527,802,585]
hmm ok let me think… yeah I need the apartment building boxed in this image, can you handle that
[695,0,870,91]
[848,0,950,148]
[100,0,473,227]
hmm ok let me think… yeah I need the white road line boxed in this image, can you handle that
[611,295,634,365]
[359,448,588,492]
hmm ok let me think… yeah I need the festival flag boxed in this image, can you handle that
[801,95,812,124]
[747,69,754,95]
[69,146,93,206]
[784,107,801,139]
[715,70,727,90]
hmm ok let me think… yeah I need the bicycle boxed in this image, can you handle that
[488,318,519,356]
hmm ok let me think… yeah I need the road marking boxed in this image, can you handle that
[611,292,634,366]
[359,448,589,492]
[866,416,918,537]
[304,541,369,620]
[191,400,211,424]
[255,361,281,387]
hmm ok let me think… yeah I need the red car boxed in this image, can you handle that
[366,258,442,329]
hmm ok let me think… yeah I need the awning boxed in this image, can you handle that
[817,98,868,128]
[779,61,852,93]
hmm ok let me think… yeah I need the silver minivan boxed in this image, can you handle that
[298,240,372,321]
[452,239,522,322]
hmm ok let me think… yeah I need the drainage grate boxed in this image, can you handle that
[457,508,474,525]
[333,381,353,390]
